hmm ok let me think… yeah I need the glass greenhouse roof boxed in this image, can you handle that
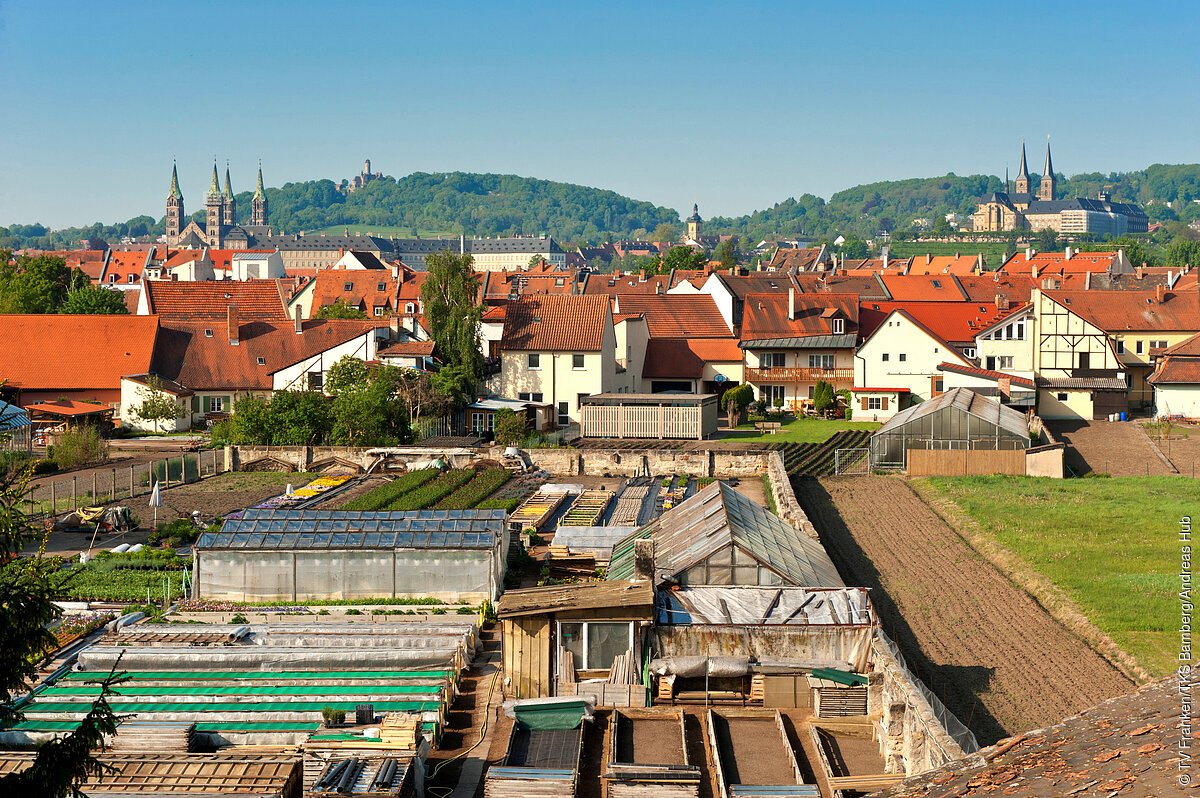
[197,508,504,550]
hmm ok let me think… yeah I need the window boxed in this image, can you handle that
[931,279,942,289]
[1115,339,1125,354]
[996,355,1013,369]
[470,412,495,433]
[343,282,353,291]
[374,307,386,316]
[832,317,845,334]
[762,352,786,368]
[377,282,386,291]
[527,353,540,370]
[108,275,117,284]
[518,392,543,403]
[572,353,585,369]
[898,353,907,362]
[881,353,890,362]
[203,328,214,338]
[205,396,225,413]
[962,347,976,358]
[405,302,415,314]
[808,354,835,370]
[1152,340,1168,350]
[1136,340,1145,355]
[1056,392,1069,401]
[128,274,137,284]
[557,621,633,671]
[256,357,266,365]
[558,401,570,425]
[308,372,324,391]
[868,396,883,410]
[762,385,785,406]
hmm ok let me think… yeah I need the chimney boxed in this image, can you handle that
[1025,247,1034,261]
[655,282,663,295]
[1032,262,1038,279]
[1136,265,1145,279]
[294,306,303,335]
[994,293,1009,311]
[997,377,1011,400]
[227,303,240,345]
[1064,245,1073,260]
[632,539,655,583]
[1155,284,1166,304]
[788,287,795,321]
[975,254,984,275]
[926,253,933,266]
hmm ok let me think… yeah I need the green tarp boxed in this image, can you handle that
[43,684,442,698]
[811,667,868,686]
[23,700,441,714]
[61,670,451,681]
[512,699,589,731]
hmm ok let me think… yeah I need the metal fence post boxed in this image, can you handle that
[129,465,134,499]
[50,482,56,517]
[111,468,116,503]
[92,473,97,505]
[72,477,77,511]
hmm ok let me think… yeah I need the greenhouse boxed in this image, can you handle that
[869,387,1031,469]
[0,401,31,454]
[193,509,508,603]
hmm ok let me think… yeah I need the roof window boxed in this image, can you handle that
[203,329,213,337]
[256,357,266,365]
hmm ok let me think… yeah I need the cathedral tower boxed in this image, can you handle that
[1039,140,1056,202]
[223,165,236,226]
[206,162,224,247]
[686,203,702,241]
[251,164,268,227]
[165,162,184,242]
[1014,140,1030,196]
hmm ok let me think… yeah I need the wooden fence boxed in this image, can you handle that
[580,405,703,440]
[906,448,1026,477]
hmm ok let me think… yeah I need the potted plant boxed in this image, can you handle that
[321,706,345,728]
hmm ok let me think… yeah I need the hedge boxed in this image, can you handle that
[434,468,512,510]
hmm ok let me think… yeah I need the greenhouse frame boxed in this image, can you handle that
[193,509,508,603]
[868,387,1031,469]
[0,401,31,455]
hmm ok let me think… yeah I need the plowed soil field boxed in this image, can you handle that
[795,475,1133,745]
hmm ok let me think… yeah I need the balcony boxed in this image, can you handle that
[745,367,854,385]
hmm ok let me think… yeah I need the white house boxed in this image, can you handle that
[1148,332,1200,419]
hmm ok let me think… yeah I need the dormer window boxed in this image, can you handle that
[256,357,266,365]
[344,282,353,291]
[377,282,386,291]
[108,275,117,284]
[204,329,213,337]
[832,317,845,334]
[405,302,415,314]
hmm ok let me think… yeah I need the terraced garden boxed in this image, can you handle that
[770,429,873,477]
[339,467,512,512]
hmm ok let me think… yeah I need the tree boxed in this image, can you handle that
[130,377,182,432]
[812,380,835,414]
[650,222,679,243]
[329,361,410,446]
[60,285,129,315]
[225,395,274,444]
[722,384,753,428]
[661,246,708,273]
[324,356,370,396]
[493,408,528,447]
[314,300,367,319]
[0,466,126,796]
[421,250,483,399]
[838,237,869,259]
[0,254,73,314]
[930,215,953,236]
[527,254,545,269]
[1033,227,1059,253]
[264,390,334,445]
[1164,236,1200,267]
[713,238,739,269]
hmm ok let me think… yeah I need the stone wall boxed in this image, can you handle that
[511,447,769,478]
[869,630,979,775]
[766,451,820,540]
[229,445,477,473]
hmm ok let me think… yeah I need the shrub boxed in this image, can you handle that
[345,608,362,615]
[493,409,528,447]
[52,425,109,470]
[434,468,511,510]
[0,451,31,477]
[157,518,200,546]
[230,613,248,624]
[32,458,59,475]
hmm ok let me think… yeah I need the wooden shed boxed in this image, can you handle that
[497,580,654,704]
[579,393,719,440]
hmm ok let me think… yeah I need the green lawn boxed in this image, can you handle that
[726,417,880,444]
[919,475,1189,676]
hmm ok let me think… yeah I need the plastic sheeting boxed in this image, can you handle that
[648,656,750,678]
[656,587,874,626]
[75,646,460,673]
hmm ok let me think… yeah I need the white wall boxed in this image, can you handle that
[271,330,383,391]
[855,313,970,402]
[118,379,189,432]
[1154,384,1200,419]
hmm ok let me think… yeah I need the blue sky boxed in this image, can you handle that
[1,0,1197,228]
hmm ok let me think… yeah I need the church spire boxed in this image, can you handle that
[168,161,182,201]
[1014,140,1031,196]
[1039,137,1057,201]
[253,163,265,199]
[208,161,221,198]
[223,164,233,199]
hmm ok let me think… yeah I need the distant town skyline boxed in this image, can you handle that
[1,0,1197,228]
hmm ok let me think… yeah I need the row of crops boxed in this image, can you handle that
[771,429,873,477]
[55,549,190,603]
[341,467,513,512]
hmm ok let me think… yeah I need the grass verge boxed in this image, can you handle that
[916,475,1188,677]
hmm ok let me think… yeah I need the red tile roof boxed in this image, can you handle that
[794,273,889,299]
[378,340,435,357]
[501,295,610,352]
[1148,358,1200,385]
[906,254,982,276]
[642,338,742,379]
[879,274,968,301]
[859,301,1022,345]
[151,319,382,391]
[0,315,158,391]
[482,270,575,300]
[613,295,730,337]
[956,274,1035,303]
[142,279,290,320]
[1042,288,1200,331]
[310,270,400,315]
[740,292,859,341]
[582,272,672,295]
[937,361,1035,388]
[104,250,149,285]
[767,247,826,272]
[998,249,1118,276]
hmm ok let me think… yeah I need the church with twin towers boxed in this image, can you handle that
[165,161,270,248]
